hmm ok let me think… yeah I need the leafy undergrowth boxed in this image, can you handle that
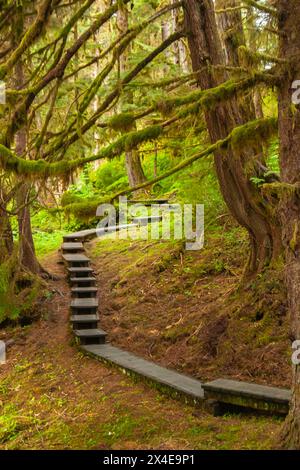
[87,218,290,388]
[0,251,282,450]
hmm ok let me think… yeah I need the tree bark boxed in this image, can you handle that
[0,201,13,263]
[277,0,300,449]
[14,7,40,275]
[183,0,281,276]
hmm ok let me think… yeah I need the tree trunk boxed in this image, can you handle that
[277,0,300,449]
[183,0,281,276]
[0,201,13,263]
[171,0,189,72]
[215,0,245,67]
[117,5,146,189]
[15,126,40,274]
[14,12,40,275]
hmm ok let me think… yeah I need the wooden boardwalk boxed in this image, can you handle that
[61,220,291,415]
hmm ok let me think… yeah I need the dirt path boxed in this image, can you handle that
[0,250,281,450]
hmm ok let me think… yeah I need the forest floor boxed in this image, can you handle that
[0,221,288,449]
[88,220,290,388]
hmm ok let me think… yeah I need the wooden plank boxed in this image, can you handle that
[62,254,90,263]
[75,328,106,345]
[96,223,138,236]
[75,328,106,338]
[133,216,162,225]
[70,277,96,285]
[68,267,94,275]
[62,242,84,252]
[63,229,97,242]
[70,314,99,325]
[82,344,204,404]
[71,287,98,293]
[202,379,291,415]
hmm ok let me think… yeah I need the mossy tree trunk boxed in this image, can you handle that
[117,5,146,190]
[0,200,13,263]
[215,0,245,67]
[277,0,300,449]
[14,7,40,275]
[183,0,281,277]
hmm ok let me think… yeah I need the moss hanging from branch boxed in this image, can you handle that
[156,72,279,117]
[111,117,278,200]
[0,124,163,177]
[108,113,136,132]
[238,46,285,70]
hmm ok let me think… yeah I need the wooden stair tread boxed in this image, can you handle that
[68,267,93,273]
[71,287,98,293]
[63,254,90,263]
[70,314,99,322]
[74,328,106,337]
[71,298,98,308]
[96,223,138,236]
[70,277,96,283]
[202,379,291,404]
[64,229,97,241]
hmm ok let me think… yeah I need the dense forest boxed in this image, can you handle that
[1,0,300,454]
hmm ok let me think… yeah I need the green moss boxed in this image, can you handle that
[108,113,135,132]
[230,117,278,153]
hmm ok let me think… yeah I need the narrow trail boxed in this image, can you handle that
[0,250,281,450]
[61,228,290,417]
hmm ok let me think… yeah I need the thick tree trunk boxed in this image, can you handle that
[0,202,13,263]
[277,0,300,449]
[15,128,40,274]
[117,5,146,189]
[171,0,189,72]
[215,0,245,67]
[183,0,281,276]
[14,21,40,275]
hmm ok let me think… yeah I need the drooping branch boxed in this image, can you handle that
[42,30,185,159]
[0,115,276,185]
[4,0,133,145]
[0,0,60,80]
[110,117,278,200]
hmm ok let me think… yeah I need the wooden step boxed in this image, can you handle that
[62,254,91,267]
[68,267,94,277]
[96,223,138,236]
[82,344,204,405]
[71,298,98,309]
[202,379,291,416]
[70,314,99,330]
[62,242,84,253]
[70,277,96,286]
[74,328,107,345]
[71,286,98,298]
[63,229,97,243]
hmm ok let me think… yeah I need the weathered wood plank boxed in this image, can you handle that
[202,379,291,415]
[71,298,98,309]
[82,344,204,404]
[62,242,84,252]
[63,254,90,263]
[74,328,107,345]
[70,277,96,285]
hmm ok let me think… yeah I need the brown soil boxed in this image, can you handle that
[0,246,282,450]
[87,224,290,388]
